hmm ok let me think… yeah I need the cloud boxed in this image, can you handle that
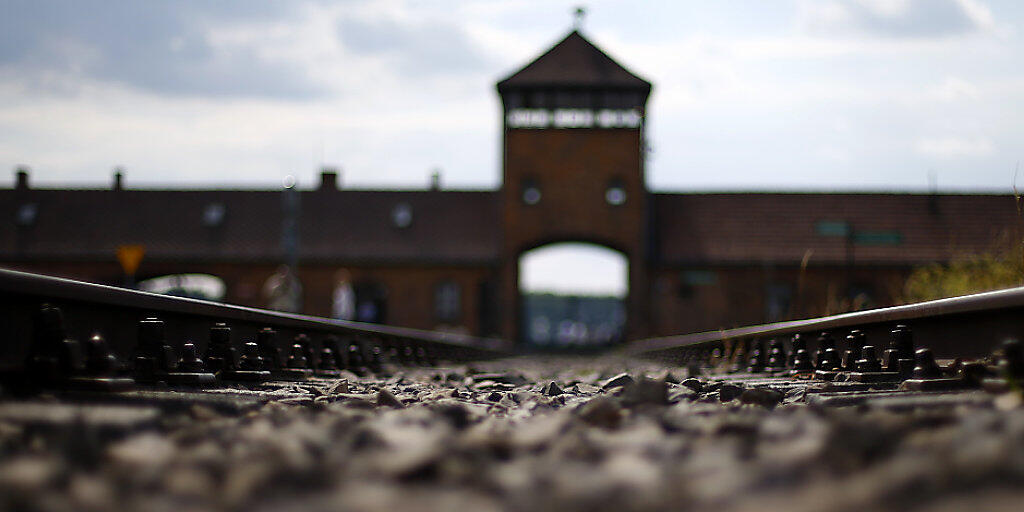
[336,14,492,78]
[0,0,326,99]
[800,0,995,38]
[925,76,980,101]
[915,136,994,158]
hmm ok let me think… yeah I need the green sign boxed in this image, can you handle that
[681,270,717,286]
[815,220,850,237]
[853,231,903,246]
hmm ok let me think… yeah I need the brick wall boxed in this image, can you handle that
[650,264,912,336]
[499,128,650,341]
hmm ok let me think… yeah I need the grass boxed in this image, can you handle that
[901,239,1024,303]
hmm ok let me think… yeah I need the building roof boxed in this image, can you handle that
[654,193,1024,265]
[0,188,501,264]
[497,31,651,92]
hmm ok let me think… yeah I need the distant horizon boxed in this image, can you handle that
[6,167,1022,195]
[521,290,625,299]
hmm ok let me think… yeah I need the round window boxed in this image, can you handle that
[605,186,627,205]
[392,203,413,228]
[523,187,542,205]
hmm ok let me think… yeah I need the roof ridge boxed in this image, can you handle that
[497,30,651,91]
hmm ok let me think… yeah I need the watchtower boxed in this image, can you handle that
[496,29,653,341]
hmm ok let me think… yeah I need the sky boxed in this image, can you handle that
[1,0,1022,295]
[1,0,1021,192]
[520,243,628,297]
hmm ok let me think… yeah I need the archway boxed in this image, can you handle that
[518,242,627,348]
[137,273,226,301]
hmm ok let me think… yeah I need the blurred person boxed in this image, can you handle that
[331,269,355,320]
[530,316,551,345]
[263,265,303,313]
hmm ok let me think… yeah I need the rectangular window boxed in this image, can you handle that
[434,281,462,322]
[678,270,717,299]
[765,284,792,322]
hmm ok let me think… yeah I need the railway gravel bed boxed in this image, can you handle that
[2,356,1024,512]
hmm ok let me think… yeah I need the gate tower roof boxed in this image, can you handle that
[497,30,651,93]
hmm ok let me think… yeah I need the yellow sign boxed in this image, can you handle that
[116,245,145,276]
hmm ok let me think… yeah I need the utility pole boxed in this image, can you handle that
[282,176,300,272]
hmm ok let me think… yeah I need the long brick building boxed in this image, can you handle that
[2,30,1021,342]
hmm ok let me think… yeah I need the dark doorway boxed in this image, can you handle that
[354,282,388,324]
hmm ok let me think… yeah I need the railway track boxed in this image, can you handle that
[0,268,509,395]
[2,264,1021,400]
[626,285,1024,404]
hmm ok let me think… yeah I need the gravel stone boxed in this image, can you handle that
[719,383,745,402]
[668,386,698,403]
[325,379,350,395]
[620,377,668,406]
[681,378,703,393]
[377,389,404,408]
[428,402,472,430]
[601,372,635,390]
[0,456,64,496]
[739,388,784,408]
[576,396,624,429]
[542,381,564,396]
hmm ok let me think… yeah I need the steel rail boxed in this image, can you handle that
[626,285,1024,361]
[0,268,507,350]
[0,267,510,374]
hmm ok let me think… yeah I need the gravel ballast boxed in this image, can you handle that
[1,356,1023,512]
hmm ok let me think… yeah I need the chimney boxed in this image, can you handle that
[112,167,124,191]
[927,170,939,215]
[319,168,339,191]
[429,169,441,191]
[15,167,29,191]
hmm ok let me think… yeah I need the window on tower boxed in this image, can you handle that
[605,179,627,206]
[522,178,541,205]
